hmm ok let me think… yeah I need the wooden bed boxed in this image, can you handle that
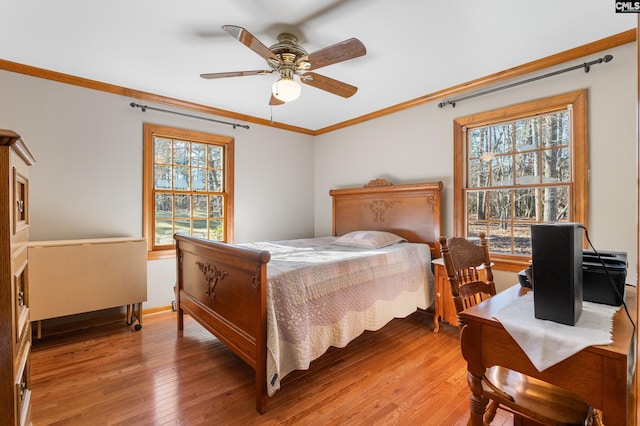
[174,179,443,413]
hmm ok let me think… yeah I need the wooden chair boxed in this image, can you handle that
[439,233,599,426]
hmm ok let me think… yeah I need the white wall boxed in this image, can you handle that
[0,42,636,309]
[315,42,638,291]
[0,70,315,309]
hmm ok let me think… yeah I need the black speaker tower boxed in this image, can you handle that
[531,223,583,325]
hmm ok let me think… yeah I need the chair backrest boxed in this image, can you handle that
[439,232,496,313]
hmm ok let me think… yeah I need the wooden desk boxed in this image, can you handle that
[458,284,636,426]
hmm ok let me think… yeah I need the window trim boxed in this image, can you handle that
[453,89,588,271]
[143,123,234,260]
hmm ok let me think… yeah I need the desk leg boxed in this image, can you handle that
[460,323,489,425]
[467,372,488,426]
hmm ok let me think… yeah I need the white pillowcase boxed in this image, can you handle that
[333,230,407,249]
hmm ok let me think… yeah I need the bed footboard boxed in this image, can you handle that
[174,234,271,413]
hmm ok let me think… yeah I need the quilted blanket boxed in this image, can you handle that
[239,236,434,395]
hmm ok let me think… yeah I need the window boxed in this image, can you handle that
[453,90,587,271]
[143,124,234,259]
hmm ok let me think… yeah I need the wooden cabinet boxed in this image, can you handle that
[0,130,36,426]
[432,258,459,331]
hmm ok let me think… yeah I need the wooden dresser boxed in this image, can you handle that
[0,130,36,425]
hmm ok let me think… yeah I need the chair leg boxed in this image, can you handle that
[483,401,499,424]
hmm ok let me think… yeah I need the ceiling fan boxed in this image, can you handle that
[200,25,366,105]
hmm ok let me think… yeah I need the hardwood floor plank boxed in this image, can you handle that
[31,310,506,425]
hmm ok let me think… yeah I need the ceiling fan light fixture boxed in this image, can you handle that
[272,77,301,102]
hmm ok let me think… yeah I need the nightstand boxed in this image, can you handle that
[431,258,459,332]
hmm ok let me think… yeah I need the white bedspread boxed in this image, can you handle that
[239,237,434,396]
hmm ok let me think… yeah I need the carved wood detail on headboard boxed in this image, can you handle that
[364,178,392,188]
[365,200,400,222]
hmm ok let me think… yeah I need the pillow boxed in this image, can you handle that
[333,230,407,249]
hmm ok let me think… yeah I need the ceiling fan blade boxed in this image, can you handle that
[303,38,366,70]
[200,70,273,79]
[222,25,281,63]
[269,94,285,106]
[300,72,358,98]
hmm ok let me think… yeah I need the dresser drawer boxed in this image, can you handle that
[13,253,29,347]
[15,340,31,426]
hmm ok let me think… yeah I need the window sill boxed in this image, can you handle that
[147,249,176,261]
[491,255,531,272]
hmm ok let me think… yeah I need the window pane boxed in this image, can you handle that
[192,167,206,191]
[193,220,207,238]
[154,165,171,190]
[488,222,511,255]
[466,190,488,221]
[208,169,223,192]
[154,138,172,164]
[468,127,490,159]
[173,141,190,165]
[155,193,172,219]
[209,195,224,218]
[514,188,537,222]
[542,147,570,183]
[175,220,191,235]
[209,219,224,241]
[490,156,513,186]
[155,219,173,245]
[191,143,206,167]
[468,159,489,188]
[542,112,569,148]
[541,186,570,222]
[208,145,223,168]
[488,190,512,222]
[175,194,191,218]
[174,166,190,190]
[515,117,539,151]
[515,151,540,185]
[193,195,208,218]
[513,223,532,256]
[491,123,512,155]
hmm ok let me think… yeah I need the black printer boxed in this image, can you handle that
[582,250,627,306]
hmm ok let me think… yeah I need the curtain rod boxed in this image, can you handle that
[438,54,613,108]
[129,102,250,129]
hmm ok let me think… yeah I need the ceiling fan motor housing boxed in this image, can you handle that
[268,33,309,71]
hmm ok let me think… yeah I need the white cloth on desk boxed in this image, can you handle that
[493,291,620,371]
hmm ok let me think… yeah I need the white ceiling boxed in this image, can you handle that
[1,0,636,130]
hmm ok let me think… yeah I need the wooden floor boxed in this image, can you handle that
[31,310,513,425]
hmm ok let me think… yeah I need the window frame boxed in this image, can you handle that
[143,123,234,260]
[453,90,588,271]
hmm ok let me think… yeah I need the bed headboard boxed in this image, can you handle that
[329,179,443,258]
